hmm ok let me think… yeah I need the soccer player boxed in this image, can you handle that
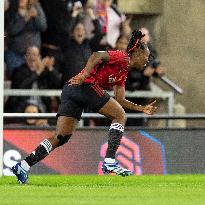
[12,30,157,184]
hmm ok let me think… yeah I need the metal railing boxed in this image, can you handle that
[4,88,175,127]
[3,113,205,129]
[4,88,175,114]
[3,113,205,119]
[4,87,176,127]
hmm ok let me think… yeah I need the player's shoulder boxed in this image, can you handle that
[107,50,129,63]
[107,49,128,57]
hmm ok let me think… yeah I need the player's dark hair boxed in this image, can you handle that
[127,30,147,54]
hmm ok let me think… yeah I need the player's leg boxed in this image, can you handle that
[99,98,126,158]
[12,84,84,184]
[98,98,132,176]
[23,116,78,167]
[12,116,78,184]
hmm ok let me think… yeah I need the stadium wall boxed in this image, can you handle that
[128,0,205,117]
[156,0,205,114]
[3,128,205,175]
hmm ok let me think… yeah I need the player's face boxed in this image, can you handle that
[129,48,150,71]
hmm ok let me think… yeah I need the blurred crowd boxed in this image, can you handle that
[4,0,165,126]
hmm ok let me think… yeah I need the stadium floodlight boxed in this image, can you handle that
[0,0,4,177]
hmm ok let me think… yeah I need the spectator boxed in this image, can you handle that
[5,0,47,77]
[40,0,73,51]
[94,0,131,49]
[24,99,49,127]
[61,4,103,84]
[140,27,166,78]
[4,46,61,113]
[83,0,102,41]
[115,34,129,51]
[4,0,9,11]
[40,0,87,49]
[40,0,74,75]
[4,0,10,80]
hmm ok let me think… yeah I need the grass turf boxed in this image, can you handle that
[0,175,205,205]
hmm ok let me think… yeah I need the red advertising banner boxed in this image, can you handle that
[3,129,166,175]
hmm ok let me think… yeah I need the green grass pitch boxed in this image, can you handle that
[0,175,205,205]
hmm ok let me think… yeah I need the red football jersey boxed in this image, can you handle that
[83,50,130,89]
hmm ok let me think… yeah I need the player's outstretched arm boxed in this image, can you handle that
[113,85,157,115]
[69,51,110,85]
[141,100,158,115]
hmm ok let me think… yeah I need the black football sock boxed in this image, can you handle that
[24,139,52,167]
[105,123,124,159]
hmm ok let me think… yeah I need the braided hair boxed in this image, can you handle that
[127,30,147,54]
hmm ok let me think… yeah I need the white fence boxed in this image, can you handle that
[4,88,175,115]
[4,88,175,127]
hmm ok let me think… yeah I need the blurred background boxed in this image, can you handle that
[3,0,205,128]
[2,0,205,176]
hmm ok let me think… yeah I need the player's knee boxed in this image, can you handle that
[56,134,72,146]
[115,109,127,124]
